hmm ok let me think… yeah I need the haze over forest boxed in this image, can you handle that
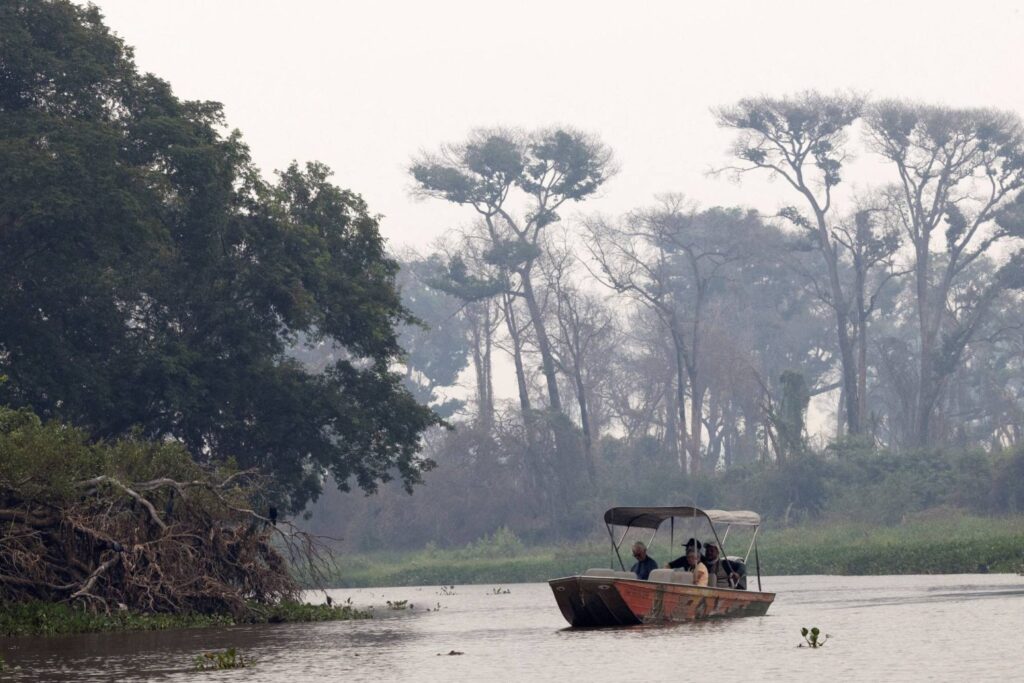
[5,1,1024,558]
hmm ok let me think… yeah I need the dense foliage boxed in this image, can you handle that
[0,0,441,510]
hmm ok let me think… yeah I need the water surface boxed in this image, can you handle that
[2,574,1023,681]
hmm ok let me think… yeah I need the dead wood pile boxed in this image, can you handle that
[0,407,324,615]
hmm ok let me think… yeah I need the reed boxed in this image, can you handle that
[322,513,1024,587]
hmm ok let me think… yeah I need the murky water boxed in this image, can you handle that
[2,574,1023,681]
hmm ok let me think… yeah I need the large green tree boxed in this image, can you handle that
[0,0,441,510]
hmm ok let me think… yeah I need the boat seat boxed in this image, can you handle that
[668,570,693,585]
[648,569,693,584]
[648,569,675,583]
[583,568,637,579]
[583,567,617,577]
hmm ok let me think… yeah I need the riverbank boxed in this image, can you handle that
[0,600,371,638]
[324,514,1024,587]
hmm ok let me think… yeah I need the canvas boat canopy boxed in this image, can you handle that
[603,506,761,529]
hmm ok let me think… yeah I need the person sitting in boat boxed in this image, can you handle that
[666,537,702,570]
[630,541,658,580]
[688,545,709,586]
[703,541,741,588]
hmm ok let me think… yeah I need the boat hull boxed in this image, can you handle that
[549,576,774,627]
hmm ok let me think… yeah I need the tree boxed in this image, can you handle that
[831,203,905,434]
[864,102,1024,446]
[410,128,614,421]
[0,0,441,511]
[394,254,471,419]
[542,229,618,478]
[716,92,867,435]
[587,200,755,475]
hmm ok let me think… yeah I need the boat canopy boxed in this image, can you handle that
[603,506,761,529]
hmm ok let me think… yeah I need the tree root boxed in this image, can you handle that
[0,469,326,616]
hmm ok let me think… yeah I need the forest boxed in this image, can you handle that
[309,105,1024,549]
[3,1,1024,591]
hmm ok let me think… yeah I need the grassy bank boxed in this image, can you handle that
[323,514,1024,587]
[0,600,371,638]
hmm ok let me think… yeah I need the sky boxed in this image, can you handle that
[92,0,1024,252]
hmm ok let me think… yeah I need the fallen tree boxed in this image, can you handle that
[0,406,327,616]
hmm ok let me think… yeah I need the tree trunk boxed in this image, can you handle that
[689,377,704,477]
[811,204,861,435]
[664,375,679,462]
[501,292,533,419]
[519,267,562,413]
[912,241,934,447]
[573,366,596,484]
[470,304,494,431]
[856,264,868,430]
[670,324,689,474]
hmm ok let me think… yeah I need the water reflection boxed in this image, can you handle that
[1,574,1022,681]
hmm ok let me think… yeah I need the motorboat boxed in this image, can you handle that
[549,506,774,627]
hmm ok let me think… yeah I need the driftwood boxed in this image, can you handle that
[0,468,327,616]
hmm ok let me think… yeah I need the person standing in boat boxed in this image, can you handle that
[630,541,658,580]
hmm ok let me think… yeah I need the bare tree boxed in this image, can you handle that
[542,230,618,478]
[586,198,751,474]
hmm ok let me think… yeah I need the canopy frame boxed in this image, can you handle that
[604,505,763,590]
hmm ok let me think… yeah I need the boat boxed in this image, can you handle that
[548,506,775,627]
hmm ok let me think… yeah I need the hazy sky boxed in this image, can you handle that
[93,0,1024,251]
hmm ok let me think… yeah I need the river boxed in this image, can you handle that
[2,574,1023,681]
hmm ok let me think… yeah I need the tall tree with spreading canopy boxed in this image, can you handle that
[716,92,867,436]
[410,128,613,499]
[864,102,1024,446]
[0,0,441,511]
[410,128,613,418]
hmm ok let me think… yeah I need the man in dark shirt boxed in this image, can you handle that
[630,541,658,580]
[667,537,702,570]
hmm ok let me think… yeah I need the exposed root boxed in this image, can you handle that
[0,468,328,616]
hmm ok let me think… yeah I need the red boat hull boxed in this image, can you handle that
[549,576,774,627]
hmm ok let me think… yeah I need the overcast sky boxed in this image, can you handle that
[92,0,1024,251]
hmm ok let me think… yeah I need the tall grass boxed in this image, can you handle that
[322,514,1024,587]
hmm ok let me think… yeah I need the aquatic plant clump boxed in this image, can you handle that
[194,648,250,671]
[0,407,328,617]
[800,627,829,648]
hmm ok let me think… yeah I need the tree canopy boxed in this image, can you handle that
[0,0,441,511]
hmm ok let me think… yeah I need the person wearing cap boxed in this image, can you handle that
[630,541,658,580]
[703,541,741,588]
[667,537,702,570]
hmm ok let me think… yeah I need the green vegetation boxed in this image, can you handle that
[322,514,1024,587]
[194,648,250,671]
[0,0,440,514]
[761,514,1024,575]
[0,600,370,638]
[800,627,829,648]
